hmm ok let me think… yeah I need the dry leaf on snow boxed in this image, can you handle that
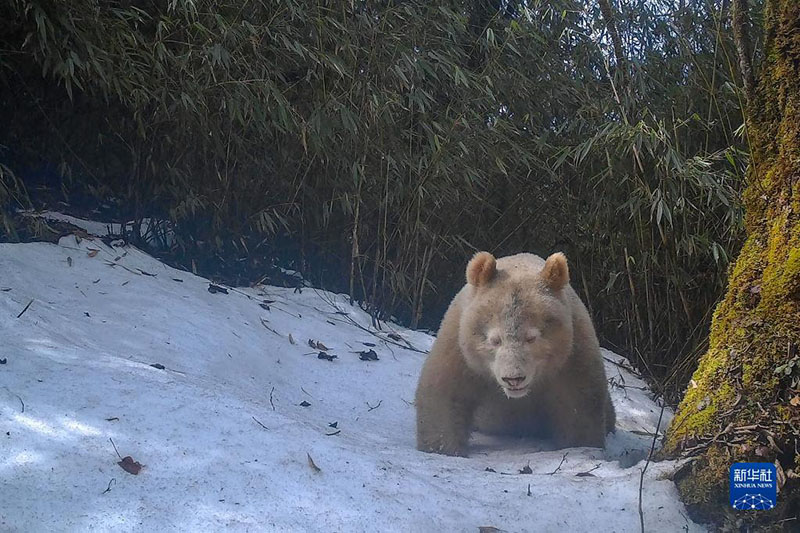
[118,456,143,475]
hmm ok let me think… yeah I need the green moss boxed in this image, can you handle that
[786,246,800,286]
[664,348,736,450]
[674,445,731,517]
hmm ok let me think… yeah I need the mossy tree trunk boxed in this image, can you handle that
[663,0,800,523]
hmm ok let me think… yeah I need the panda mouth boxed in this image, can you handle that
[503,385,530,398]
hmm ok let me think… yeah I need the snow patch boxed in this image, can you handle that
[0,218,701,532]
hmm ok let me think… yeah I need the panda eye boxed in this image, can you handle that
[489,336,502,347]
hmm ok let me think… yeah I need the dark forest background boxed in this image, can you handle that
[0,0,758,402]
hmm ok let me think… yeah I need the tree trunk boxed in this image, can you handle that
[662,0,800,525]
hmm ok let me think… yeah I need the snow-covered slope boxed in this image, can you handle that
[0,222,700,532]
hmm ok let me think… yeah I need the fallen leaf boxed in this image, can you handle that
[259,303,271,311]
[484,467,496,473]
[299,400,311,407]
[308,339,330,351]
[87,249,99,258]
[138,269,156,277]
[575,471,597,477]
[317,351,337,361]
[358,349,379,361]
[790,395,800,407]
[519,464,532,474]
[0,358,7,364]
[150,363,165,370]
[172,278,183,282]
[105,417,119,422]
[67,256,73,267]
[306,453,321,473]
[387,332,402,341]
[117,456,143,475]
[208,284,228,294]
[288,334,296,345]
[478,527,502,533]
[362,342,376,347]
[776,459,786,491]
[328,421,338,428]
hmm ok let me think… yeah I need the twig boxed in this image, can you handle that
[639,402,666,533]
[314,289,426,354]
[341,312,426,353]
[325,430,341,436]
[547,452,568,475]
[269,387,275,411]
[252,416,269,430]
[16,299,33,319]
[269,304,301,319]
[104,261,142,276]
[109,438,122,460]
[102,478,116,495]
[678,510,689,532]
[577,463,602,476]
[603,355,639,375]
[2,388,26,413]
[366,400,383,411]
[259,318,280,336]
[222,285,252,300]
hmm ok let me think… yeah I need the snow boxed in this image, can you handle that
[0,218,701,532]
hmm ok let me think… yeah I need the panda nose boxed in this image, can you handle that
[502,376,526,388]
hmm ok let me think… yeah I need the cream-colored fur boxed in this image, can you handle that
[415,251,616,456]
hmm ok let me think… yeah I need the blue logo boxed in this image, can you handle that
[730,463,776,510]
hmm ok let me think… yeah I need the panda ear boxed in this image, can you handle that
[541,252,569,290]
[466,252,497,287]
